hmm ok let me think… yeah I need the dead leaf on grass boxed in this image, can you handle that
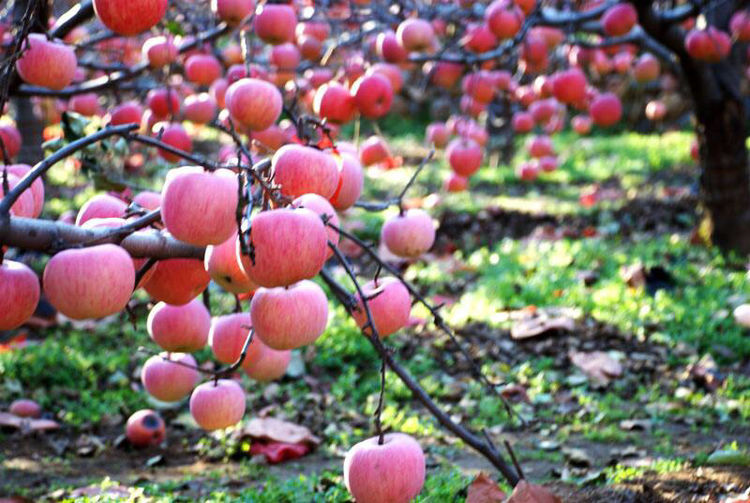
[466,472,506,503]
[507,480,562,503]
[569,351,623,385]
[511,315,575,340]
[239,417,320,447]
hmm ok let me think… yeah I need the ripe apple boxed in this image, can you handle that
[6,164,44,217]
[143,258,211,306]
[93,0,168,36]
[444,172,469,192]
[226,78,283,131]
[212,0,254,25]
[425,122,451,148]
[126,409,165,447]
[69,93,100,116]
[253,4,296,45]
[685,27,731,62]
[190,379,246,430]
[154,122,193,163]
[142,35,178,68]
[352,73,393,119]
[376,31,408,63]
[602,3,637,36]
[15,34,77,91]
[108,101,144,126]
[184,93,218,124]
[0,260,40,330]
[344,433,425,503]
[147,298,210,352]
[147,88,181,119]
[270,43,301,70]
[359,136,392,167]
[352,277,411,338]
[512,112,535,133]
[205,236,258,294]
[293,193,340,249]
[313,82,356,125]
[381,209,435,259]
[396,18,435,52]
[538,155,558,173]
[551,68,587,104]
[298,35,322,61]
[446,138,482,177]
[141,352,200,402]
[238,208,328,287]
[185,54,222,86]
[273,144,340,199]
[209,312,258,364]
[75,194,128,226]
[527,135,554,158]
[43,244,134,320]
[9,398,41,418]
[330,153,364,210]
[589,92,623,127]
[731,11,750,42]
[633,53,660,83]
[428,61,464,89]
[161,166,238,246]
[571,115,592,134]
[0,124,21,160]
[251,280,329,350]
[367,63,404,93]
[485,0,524,39]
[733,304,750,327]
[244,342,291,381]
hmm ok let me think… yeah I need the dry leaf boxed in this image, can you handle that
[569,351,623,385]
[620,264,646,288]
[511,315,575,340]
[466,472,506,503]
[507,480,562,503]
[239,417,320,447]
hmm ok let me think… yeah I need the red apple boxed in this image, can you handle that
[126,409,165,447]
[645,100,666,121]
[633,53,660,82]
[226,78,283,132]
[330,153,364,210]
[244,343,291,381]
[190,379,246,430]
[147,298,210,352]
[43,244,134,320]
[589,92,623,127]
[273,144,340,199]
[253,4,296,45]
[6,164,44,217]
[571,115,592,134]
[133,190,161,210]
[109,101,143,126]
[210,312,256,364]
[551,68,587,104]
[426,122,451,148]
[344,433,425,503]
[154,122,193,163]
[538,155,558,172]
[527,135,554,158]
[313,82,356,124]
[143,258,211,306]
[512,112,535,133]
[93,0,167,35]
[602,3,637,37]
[147,88,181,119]
[0,124,21,160]
[15,34,77,91]
[396,18,435,52]
[381,209,435,258]
[270,43,301,70]
[377,31,408,63]
[731,10,750,42]
[68,93,100,116]
[0,260,40,330]
[352,73,393,119]
[205,236,258,294]
[428,61,464,89]
[352,277,411,337]
[9,398,41,418]
[183,93,217,124]
[75,194,128,226]
[444,172,469,192]
[185,54,222,86]
[485,0,524,40]
[141,352,200,402]
[212,0,254,25]
[142,35,178,68]
[446,137,483,177]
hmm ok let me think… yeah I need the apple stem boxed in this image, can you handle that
[376,358,386,446]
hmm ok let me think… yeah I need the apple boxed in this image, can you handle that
[15,34,77,91]
[190,379,246,430]
[253,4,296,45]
[352,277,411,337]
[43,244,134,320]
[685,27,731,62]
[428,61,464,89]
[93,0,168,36]
[426,122,451,148]
[0,124,22,159]
[512,112,534,133]
[141,352,200,402]
[485,0,524,40]
[147,298,211,352]
[645,100,666,121]
[244,343,291,381]
[296,20,331,42]
[313,82,356,125]
[571,115,592,134]
[143,258,211,306]
[396,18,435,52]
[153,122,193,163]
[381,209,435,259]
[529,99,557,124]
[270,43,301,70]
[68,93,100,116]
[126,409,165,447]
[690,140,699,161]
[602,3,637,36]
[344,433,425,503]
[212,0,254,25]
[251,280,329,350]
[205,236,258,294]
[209,312,258,364]
[367,63,404,93]
[446,138,482,177]
[142,35,178,68]
[183,93,218,124]
[185,54,222,86]
[211,78,229,108]
[293,193,339,249]
[9,398,41,418]
[527,135,554,158]
[238,208,328,288]
[133,190,161,210]
[0,260,40,330]
[330,153,364,210]
[462,71,495,103]
[731,10,750,42]
[551,68,587,104]
[733,304,750,327]
[147,88,181,119]
[589,92,623,127]
[359,136,392,167]
[376,31,408,63]
[613,51,634,73]
[298,35,322,61]
[108,101,143,126]
[226,78,283,132]
[6,164,44,217]
[444,172,468,192]
[161,166,237,246]
[462,22,499,53]
[352,73,393,119]
[633,53,660,82]
[539,156,558,173]
[273,144,340,199]
[75,194,128,226]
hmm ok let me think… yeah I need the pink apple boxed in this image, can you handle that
[633,53,660,82]
[352,73,393,119]
[126,409,165,447]
[0,124,21,159]
[428,61,464,89]
[359,136,392,167]
[376,31,408,63]
[185,54,222,86]
[589,92,623,127]
[161,166,238,246]
[9,398,41,418]
[272,144,340,199]
[731,10,750,42]
[571,115,592,134]
[212,0,254,25]
[425,122,451,148]
[6,164,44,217]
[551,68,587,104]
[141,352,200,402]
[154,122,193,163]
[142,35,178,68]
[444,173,469,192]
[205,236,258,294]
[446,138,482,177]
[184,93,217,124]
[43,244,134,320]
[108,101,144,126]
[463,71,496,103]
[485,0,524,39]
[147,298,211,352]
[645,100,666,121]
[238,208,328,288]
[270,43,301,70]
[15,34,77,91]
[313,82,356,125]
[244,342,291,381]
[381,209,435,258]
[396,18,435,52]
[344,433,425,503]
[190,379,246,430]
[253,4,296,45]
[512,112,534,133]
[0,260,40,330]
[75,194,128,226]
[133,190,161,210]
[602,3,637,37]
[539,155,558,173]
[226,78,283,131]
[527,135,554,158]
[147,88,181,119]
[330,153,364,210]
[143,258,211,306]
[93,0,168,36]
[293,193,340,249]
[68,93,100,116]
[251,280,329,350]
[209,312,258,364]
[367,63,404,93]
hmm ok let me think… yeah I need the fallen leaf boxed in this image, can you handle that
[620,264,646,289]
[507,480,562,503]
[466,472,506,503]
[239,417,320,447]
[569,351,623,385]
[500,384,531,404]
[249,441,310,464]
[0,412,60,433]
[511,315,575,340]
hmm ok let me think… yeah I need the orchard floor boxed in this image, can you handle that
[2,126,750,502]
